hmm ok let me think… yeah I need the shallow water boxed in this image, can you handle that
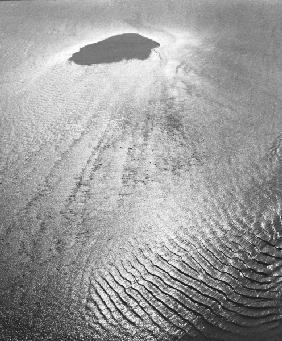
[69,33,160,65]
[1,1,282,340]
